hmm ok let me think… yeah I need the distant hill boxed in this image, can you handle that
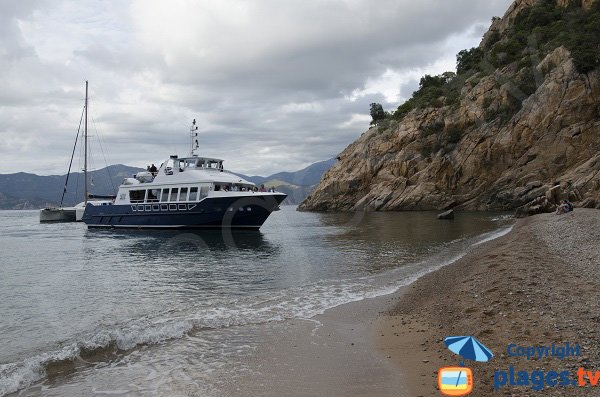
[234,158,336,204]
[0,159,335,209]
[0,165,143,209]
[239,158,336,187]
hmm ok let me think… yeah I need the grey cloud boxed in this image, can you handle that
[0,0,513,176]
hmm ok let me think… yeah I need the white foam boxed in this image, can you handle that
[473,226,513,246]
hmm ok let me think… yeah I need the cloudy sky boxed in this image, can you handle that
[0,0,513,176]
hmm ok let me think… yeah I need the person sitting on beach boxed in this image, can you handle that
[566,200,574,212]
[555,200,570,214]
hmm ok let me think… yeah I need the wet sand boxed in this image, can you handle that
[378,209,600,396]
[221,295,411,396]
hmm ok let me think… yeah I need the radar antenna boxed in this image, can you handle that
[190,118,199,156]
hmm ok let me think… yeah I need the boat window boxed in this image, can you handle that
[214,184,221,191]
[147,189,159,203]
[130,190,145,203]
[189,187,198,201]
[180,187,188,201]
[160,189,169,202]
[200,186,209,198]
[170,188,179,201]
[185,159,197,168]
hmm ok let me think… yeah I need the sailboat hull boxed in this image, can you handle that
[39,208,77,222]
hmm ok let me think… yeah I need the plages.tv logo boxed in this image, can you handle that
[438,367,473,396]
[438,336,493,396]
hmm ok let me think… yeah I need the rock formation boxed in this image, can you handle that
[299,0,600,214]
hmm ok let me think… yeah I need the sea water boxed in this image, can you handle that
[0,207,513,396]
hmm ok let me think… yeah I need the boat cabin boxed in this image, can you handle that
[162,155,224,175]
[114,155,257,205]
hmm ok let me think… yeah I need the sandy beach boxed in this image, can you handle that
[379,209,600,396]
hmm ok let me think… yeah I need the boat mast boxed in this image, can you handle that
[84,80,88,205]
[190,118,198,156]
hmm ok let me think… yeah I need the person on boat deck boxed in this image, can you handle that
[259,184,266,192]
[149,164,158,175]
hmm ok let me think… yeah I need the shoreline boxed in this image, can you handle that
[219,216,518,396]
[378,209,600,395]
[8,210,597,396]
[223,209,599,396]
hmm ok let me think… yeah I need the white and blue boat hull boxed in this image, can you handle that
[82,194,286,230]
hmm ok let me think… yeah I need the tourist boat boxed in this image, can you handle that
[40,81,112,222]
[81,120,286,229]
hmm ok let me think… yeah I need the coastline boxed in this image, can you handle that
[218,215,514,396]
[223,209,599,396]
[378,209,600,395]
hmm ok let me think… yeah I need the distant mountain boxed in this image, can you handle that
[0,159,335,209]
[238,158,336,187]
[0,165,143,209]
[233,158,336,204]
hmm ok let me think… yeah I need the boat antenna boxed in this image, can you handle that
[190,118,199,156]
[84,80,89,205]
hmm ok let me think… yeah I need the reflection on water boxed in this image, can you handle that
[85,228,277,260]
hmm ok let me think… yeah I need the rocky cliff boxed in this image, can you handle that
[299,0,600,214]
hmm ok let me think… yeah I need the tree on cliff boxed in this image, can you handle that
[369,103,387,126]
[456,48,483,74]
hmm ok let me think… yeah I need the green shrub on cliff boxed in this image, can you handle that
[369,103,387,126]
[390,1,600,123]
[392,72,458,120]
[457,48,484,75]
[495,0,600,73]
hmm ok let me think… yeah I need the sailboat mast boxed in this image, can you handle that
[84,80,88,205]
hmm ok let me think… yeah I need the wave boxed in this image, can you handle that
[473,225,513,246]
[0,225,514,396]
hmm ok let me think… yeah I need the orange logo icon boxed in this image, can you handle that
[438,366,473,396]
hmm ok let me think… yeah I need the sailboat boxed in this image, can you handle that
[40,81,112,222]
